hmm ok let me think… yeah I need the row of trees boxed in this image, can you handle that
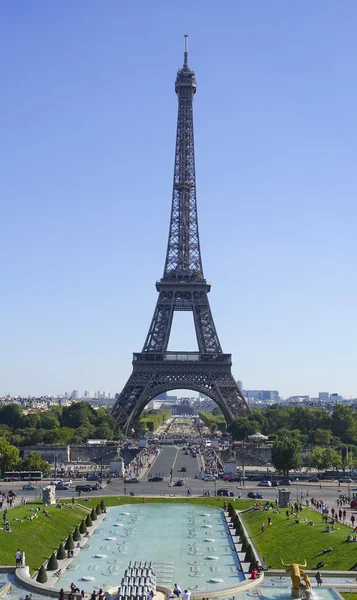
[228,404,357,447]
[0,402,120,446]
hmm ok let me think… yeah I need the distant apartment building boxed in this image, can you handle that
[237,380,243,392]
[71,390,79,400]
[244,390,280,403]
[318,392,330,402]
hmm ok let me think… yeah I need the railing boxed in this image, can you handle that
[133,352,231,364]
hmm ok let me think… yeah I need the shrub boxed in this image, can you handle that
[100,499,106,511]
[47,552,58,571]
[95,504,102,515]
[79,520,87,534]
[73,526,81,542]
[245,543,254,563]
[90,508,97,521]
[36,565,48,583]
[85,513,92,527]
[241,535,248,552]
[64,533,74,550]
[56,543,66,560]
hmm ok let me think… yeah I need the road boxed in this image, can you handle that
[147,446,202,480]
[5,446,357,512]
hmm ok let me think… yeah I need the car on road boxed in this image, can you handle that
[174,480,185,486]
[90,483,103,490]
[125,477,139,484]
[279,479,292,486]
[339,478,353,483]
[181,467,187,472]
[75,484,93,492]
[258,480,272,487]
[148,476,164,482]
[308,476,319,482]
[222,475,233,481]
[247,491,264,499]
[217,489,235,497]
[55,483,70,490]
[202,475,216,481]
[22,484,36,491]
[50,480,62,486]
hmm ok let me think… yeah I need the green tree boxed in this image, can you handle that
[85,514,92,527]
[271,436,302,475]
[22,452,51,476]
[0,439,20,474]
[229,417,258,441]
[331,405,357,444]
[73,526,81,542]
[90,508,97,521]
[311,429,332,446]
[0,404,23,429]
[40,413,61,430]
[61,402,95,428]
[306,446,342,472]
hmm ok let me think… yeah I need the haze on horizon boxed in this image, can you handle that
[1,2,356,399]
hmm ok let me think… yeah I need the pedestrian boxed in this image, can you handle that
[183,591,191,600]
[343,510,347,521]
[352,515,356,528]
[72,497,75,505]
[15,549,21,567]
[21,551,26,567]
[173,584,182,598]
[261,523,265,533]
[59,589,65,600]
[268,517,272,527]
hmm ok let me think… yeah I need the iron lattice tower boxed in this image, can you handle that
[112,37,249,434]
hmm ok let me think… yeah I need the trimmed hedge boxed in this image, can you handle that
[36,565,48,583]
[56,543,66,560]
[79,519,87,534]
[64,533,74,550]
[100,499,106,511]
[73,526,81,542]
[95,504,101,515]
[90,508,97,521]
[47,552,58,571]
[85,514,92,527]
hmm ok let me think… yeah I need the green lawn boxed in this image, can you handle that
[241,506,357,571]
[341,593,357,600]
[0,502,88,573]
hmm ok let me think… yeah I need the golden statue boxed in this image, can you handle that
[281,559,309,598]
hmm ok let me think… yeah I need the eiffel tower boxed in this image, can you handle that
[112,37,249,435]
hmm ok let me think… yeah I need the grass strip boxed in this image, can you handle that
[241,505,357,571]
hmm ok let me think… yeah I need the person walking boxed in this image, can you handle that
[173,584,182,598]
[261,523,265,533]
[351,515,355,528]
[183,590,191,600]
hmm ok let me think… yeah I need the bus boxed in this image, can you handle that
[4,471,43,482]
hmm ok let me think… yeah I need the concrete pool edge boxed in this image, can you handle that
[14,503,261,599]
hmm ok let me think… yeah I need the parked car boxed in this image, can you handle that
[202,475,216,481]
[247,491,264,499]
[90,483,103,490]
[87,474,100,481]
[258,480,272,487]
[279,479,292,486]
[55,483,70,490]
[339,478,352,483]
[181,467,187,472]
[75,484,93,492]
[308,476,320,482]
[222,475,233,481]
[22,484,36,491]
[125,477,139,484]
[148,476,163,482]
[174,480,185,487]
[50,480,62,486]
[217,489,235,497]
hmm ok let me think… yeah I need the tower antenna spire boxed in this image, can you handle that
[184,34,188,66]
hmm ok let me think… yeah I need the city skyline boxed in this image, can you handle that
[2,2,357,398]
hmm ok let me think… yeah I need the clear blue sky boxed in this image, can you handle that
[1,1,357,399]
